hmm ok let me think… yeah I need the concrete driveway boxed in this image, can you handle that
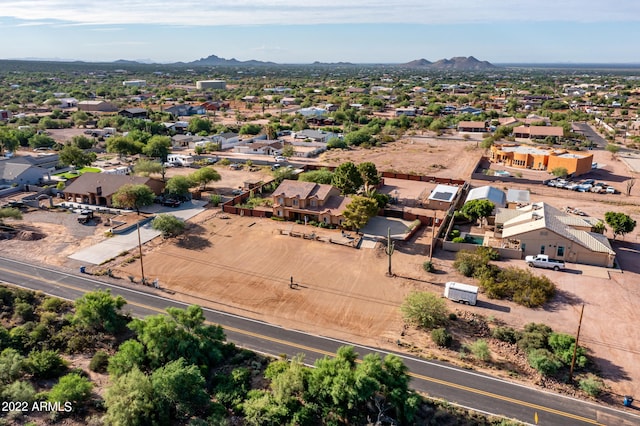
[68,200,207,265]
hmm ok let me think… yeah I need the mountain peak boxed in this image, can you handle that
[400,56,496,70]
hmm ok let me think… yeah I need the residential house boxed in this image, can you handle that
[211,132,241,150]
[513,125,564,139]
[234,141,283,156]
[457,106,483,115]
[464,186,506,208]
[118,108,148,119]
[0,110,11,121]
[506,189,530,208]
[457,121,487,133]
[163,121,189,134]
[490,143,593,176]
[496,202,615,267]
[297,107,327,117]
[12,154,60,171]
[58,98,78,109]
[77,100,118,113]
[425,184,459,210]
[63,174,164,208]
[122,80,147,87]
[0,160,51,185]
[292,129,337,143]
[200,101,230,111]
[164,104,205,117]
[196,80,226,90]
[272,180,352,226]
[280,97,297,106]
[394,107,421,117]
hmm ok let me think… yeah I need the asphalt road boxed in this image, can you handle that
[573,122,608,148]
[0,256,637,426]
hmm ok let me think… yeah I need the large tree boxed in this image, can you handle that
[299,168,334,185]
[152,214,185,238]
[342,195,378,231]
[357,161,380,192]
[0,128,19,155]
[142,135,172,162]
[134,159,163,177]
[165,175,195,199]
[460,199,495,227]
[604,211,637,240]
[73,289,127,333]
[331,161,363,195]
[151,358,211,420]
[112,183,155,214]
[106,136,143,158]
[105,367,157,426]
[190,167,221,190]
[401,291,448,330]
[58,144,96,169]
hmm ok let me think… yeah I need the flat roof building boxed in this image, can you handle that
[196,80,226,90]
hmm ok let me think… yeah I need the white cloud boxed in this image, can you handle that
[1,1,639,26]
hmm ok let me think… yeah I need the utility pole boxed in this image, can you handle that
[137,223,145,284]
[569,304,585,381]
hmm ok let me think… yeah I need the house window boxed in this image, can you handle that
[278,197,284,204]
[293,199,298,206]
[278,210,282,217]
[521,243,526,251]
[557,246,565,257]
[310,199,316,207]
[540,245,545,254]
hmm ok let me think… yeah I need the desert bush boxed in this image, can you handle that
[26,349,66,379]
[467,339,491,362]
[431,328,453,348]
[449,229,461,239]
[517,323,553,354]
[579,374,603,397]
[548,332,587,368]
[89,350,110,373]
[452,237,466,244]
[481,267,555,307]
[209,194,222,207]
[422,261,435,273]
[401,292,448,330]
[492,326,517,344]
[528,349,562,376]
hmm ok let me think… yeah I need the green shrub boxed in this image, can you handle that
[219,158,231,166]
[579,374,603,397]
[41,297,65,313]
[548,333,587,368]
[517,323,553,354]
[89,351,109,373]
[449,229,461,239]
[452,237,466,243]
[422,261,435,273]
[26,349,66,379]
[492,326,517,344]
[481,267,556,307]
[431,328,453,348]
[401,292,448,330]
[467,339,491,362]
[13,302,34,323]
[528,349,562,376]
[448,313,457,321]
[209,194,222,207]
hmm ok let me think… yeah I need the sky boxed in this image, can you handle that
[1,1,639,64]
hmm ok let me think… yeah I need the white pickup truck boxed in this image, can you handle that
[525,254,565,271]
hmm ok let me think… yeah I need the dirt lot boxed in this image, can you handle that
[319,135,483,180]
[3,135,640,403]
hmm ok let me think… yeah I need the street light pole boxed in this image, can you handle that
[137,223,145,284]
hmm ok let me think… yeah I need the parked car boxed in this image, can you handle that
[577,184,592,192]
[271,163,281,171]
[162,199,180,207]
[582,179,595,185]
[274,156,287,162]
[231,189,243,196]
[229,163,242,170]
[606,186,616,194]
[525,254,565,271]
[564,183,579,191]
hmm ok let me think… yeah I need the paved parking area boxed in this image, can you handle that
[68,200,207,265]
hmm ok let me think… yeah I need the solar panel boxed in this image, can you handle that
[431,191,452,201]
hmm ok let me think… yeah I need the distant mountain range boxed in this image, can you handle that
[401,56,496,70]
[184,54,496,70]
[5,54,497,70]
